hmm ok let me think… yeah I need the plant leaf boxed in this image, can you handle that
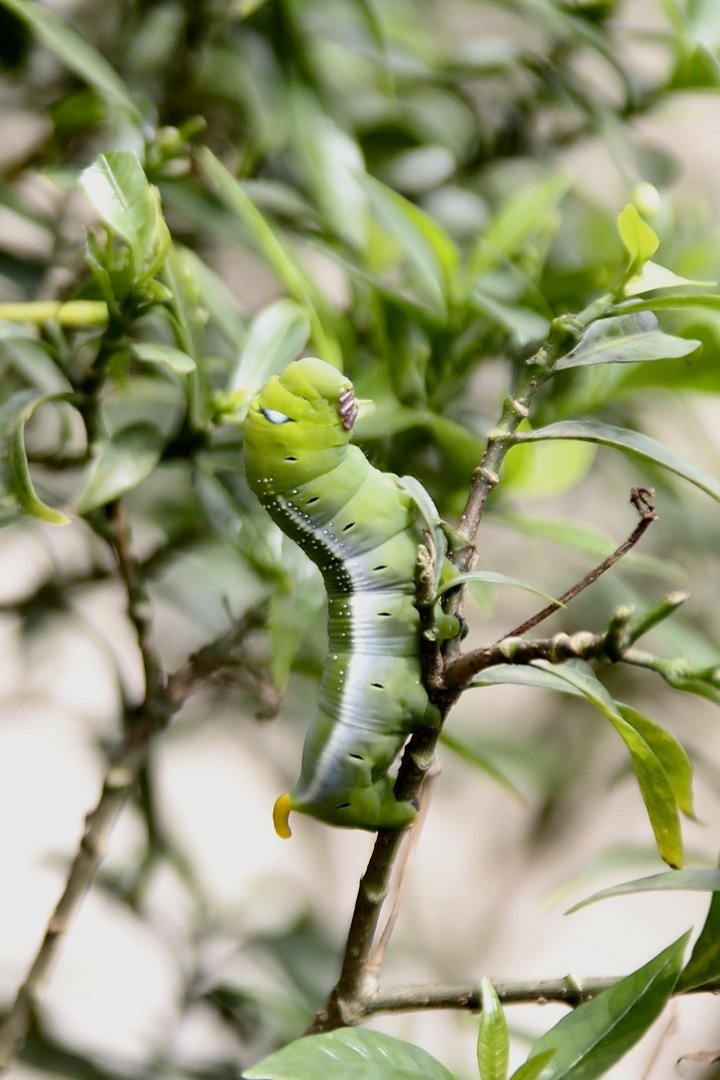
[617,203,659,275]
[131,342,196,374]
[360,173,459,315]
[478,978,509,1080]
[0,390,71,525]
[469,171,574,279]
[0,0,140,119]
[618,705,695,818]
[440,731,525,802]
[230,298,311,401]
[436,570,561,606]
[625,260,715,297]
[74,423,164,513]
[199,148,341,368]
[567,868,720,913]
[242,1027,456,1080]
[512,934,688,1079]
[80,152,169,278]
[514,420,720,502]
[553,312,699,372]
[532,662,683,867]
[469,663,585,696]
[677,871,720,991]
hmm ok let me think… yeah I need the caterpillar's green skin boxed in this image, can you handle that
[244,358,441,835]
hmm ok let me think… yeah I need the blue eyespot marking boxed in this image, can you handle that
[261,407,294,424]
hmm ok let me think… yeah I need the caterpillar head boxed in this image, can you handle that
[247,358,357,450]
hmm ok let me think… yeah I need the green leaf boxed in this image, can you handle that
[230,299,311,402]
[513,935,688,1080]
[469,663,586,697]
[677,871,720,991]
[469,172,574,278]
[510,1052,556,1080]
[360,173,460,315]
[567,868,720,913]
[0,391,71,525]
[514,420,720,503]
[242,1027,456,1080]
[436,570,560,606]
[502,439,596,499]
[624,260,715,297]
[552,312,700,372]
[440,731,525,802]
[81,152,170,281]
[131,342,196,375]
[617,203,659,276]
[0,0,140,119]
[618,705,695,819]
[269,566,324,690]
[478,978,509,1080]
[74,423,164,513]
[532,662,684,867]
[199,148,341,368]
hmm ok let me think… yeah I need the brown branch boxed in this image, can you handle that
[501,487,657,641]
[360,974,720,1018]
[444,488,658,689]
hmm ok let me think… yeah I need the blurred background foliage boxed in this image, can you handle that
[2,0,720,1077]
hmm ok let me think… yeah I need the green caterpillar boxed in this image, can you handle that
[244,358,452,836]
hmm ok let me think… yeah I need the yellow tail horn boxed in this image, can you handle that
[273,793,293,839]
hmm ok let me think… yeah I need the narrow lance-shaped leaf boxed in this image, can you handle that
[199,148,342,369]
[618,705,695,819]
[478,978,509,1080]
[624,260,715,297]
[532,661,684,867]
[0,0,140,119]
[440,731,525,803]
[243,1027,456,1080]
[0,391,71,525]
[552,312,700,373]
[514,420,720,503]
[567,868,720,914]
[436,570,561,606]
[74,423,164,513]
[509,934,689,1080]
[677,865,720,991]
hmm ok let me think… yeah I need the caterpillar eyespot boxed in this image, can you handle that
[244,357,454,835]
[261,406,294,424]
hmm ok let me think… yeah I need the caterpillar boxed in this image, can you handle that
[244,357,453,836]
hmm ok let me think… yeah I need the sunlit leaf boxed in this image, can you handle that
[617,203,659,275]
[74,423,164,513]
[511,935,688,1079]
[514,420,720,502]
[243,1026,456,1080]
[478,978,509,1080]
[552,312,700,372]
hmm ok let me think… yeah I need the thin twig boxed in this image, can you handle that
[501,487,657,642]
[0,600,268,1074]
